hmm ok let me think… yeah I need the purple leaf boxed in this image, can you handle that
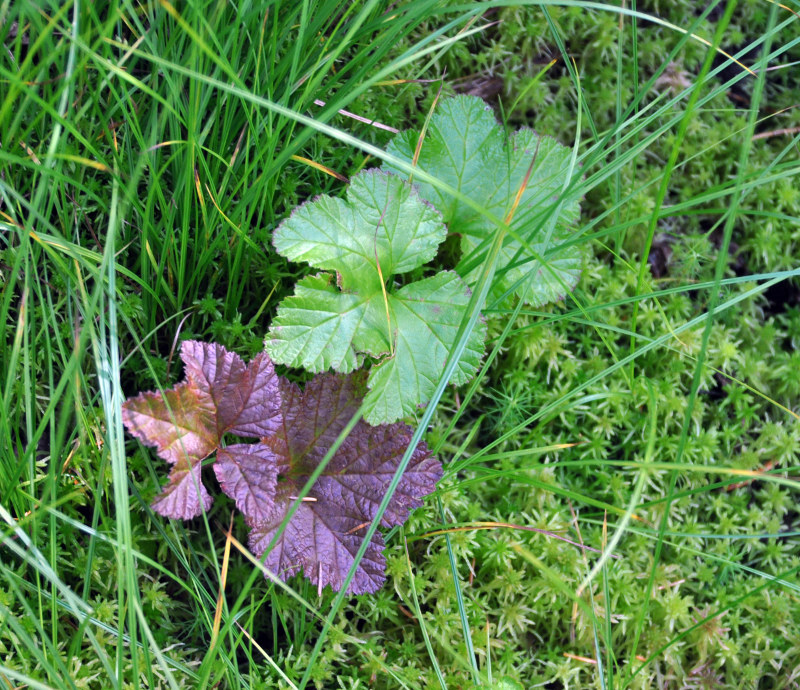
[214,443,278,524]
[122,341,283,519]
[121,382,217,466]
[151,460,214,520]
[273,373,365,463]
[180,341,283,438]
[122,341,282,464]
[249,500,387,595]
[122,341,442,594]
[317,422,442,528]
[250,372,441,595]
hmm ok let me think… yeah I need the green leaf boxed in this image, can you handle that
[266,170,486,424]
[273,169,446,290]
[265,273,385,374]
[385,94,582,306]
[364,271,485,424]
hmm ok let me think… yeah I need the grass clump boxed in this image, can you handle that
[2,1,800,688]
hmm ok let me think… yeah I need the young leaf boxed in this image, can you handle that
[122,341,282,518]
[384,94,582,306]
[249,373,442,594]
[266,169,487,424]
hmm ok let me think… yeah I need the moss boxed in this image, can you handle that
[4,1,799,687]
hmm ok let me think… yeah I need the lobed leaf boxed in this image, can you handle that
[121,382,217,467]
[214,444,279,524]
[150,460,214,521]
[122,340,282,518]
[265,273,385,374]
[273,169,446,289]
[250,372,441,594]
[266,170,486,424]
[249,502,388,595]
[123,343,442,594]
[180,341,283,438]
[363,271,485,424]
[384,94,582,306]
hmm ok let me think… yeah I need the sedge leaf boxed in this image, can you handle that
[266,169,486,424]
[385,94,582,306]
